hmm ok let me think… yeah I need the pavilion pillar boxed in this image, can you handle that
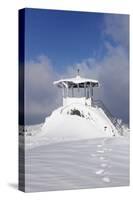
[90,84,94,105]
[62,87,64,98]
[84,83,86,98]
[67,87,69,97]
[72,85,74,97]
[89,85,91,98]
[92,87,93,97]
[86,85,89,99]
[90,83,93,98]
[77,83,79,93]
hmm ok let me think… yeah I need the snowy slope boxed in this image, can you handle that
[23,103,130,149]
[41,104,118,141]
[23,110,129,192]
[25,137,129,192]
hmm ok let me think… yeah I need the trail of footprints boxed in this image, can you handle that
[91,138,112,184]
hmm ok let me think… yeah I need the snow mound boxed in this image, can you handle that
[41,104,118,141]
[23,104,130,149]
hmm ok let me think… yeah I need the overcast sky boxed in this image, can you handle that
[24,8,129,125]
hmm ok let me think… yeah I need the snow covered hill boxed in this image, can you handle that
[20,106,129,150]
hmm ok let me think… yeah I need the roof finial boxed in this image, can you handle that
[77,68,80,76]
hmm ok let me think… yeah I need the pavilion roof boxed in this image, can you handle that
[53,75,99,88]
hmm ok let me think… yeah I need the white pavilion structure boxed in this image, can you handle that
[42,70,119,140]
[54,69,99,107]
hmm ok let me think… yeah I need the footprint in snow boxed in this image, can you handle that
[97,150,104,153]
[102,177,111,183]
[100,163,107,167]
[99,156,105,160]
[97,144,103,148]
[95,169,104,175]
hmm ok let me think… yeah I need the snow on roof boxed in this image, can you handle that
[54,75,99,88]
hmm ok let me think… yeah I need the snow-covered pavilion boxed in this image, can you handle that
[41,69,119,140]
[54,70,99,106]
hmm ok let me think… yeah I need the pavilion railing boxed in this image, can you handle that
[92,99,125,135]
